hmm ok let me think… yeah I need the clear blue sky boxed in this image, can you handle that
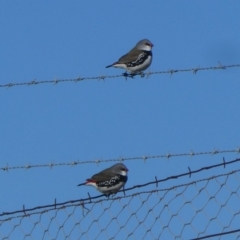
[0,1,240,239]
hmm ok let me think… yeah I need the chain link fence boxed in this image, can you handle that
[1,168,240,240]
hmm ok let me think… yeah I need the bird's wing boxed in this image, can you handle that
[88,168,116,182]
[117,48,143,64]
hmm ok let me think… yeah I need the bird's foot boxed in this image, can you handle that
[123,72,145,79]
[122,72,136,79]
[111,193,117,197]
[139,72,145,78]
[105,192,116,198]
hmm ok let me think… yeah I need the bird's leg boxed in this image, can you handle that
[129,73,137,78]
[139,72,145,78]
[111,193,116,198]
[123,72,129,81]
[122,72,136,79]
[105,194,110,199]
[104,192,116,198]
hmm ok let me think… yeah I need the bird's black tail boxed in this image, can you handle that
[106,64,113,68]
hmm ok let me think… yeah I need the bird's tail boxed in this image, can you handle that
[105,64,113,68]
[77,183,85,187]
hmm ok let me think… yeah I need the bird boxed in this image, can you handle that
[106,39,153,76]
[78,163,128,196]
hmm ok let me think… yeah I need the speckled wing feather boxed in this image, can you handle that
[117,48,143,64]
[97,175,128,188]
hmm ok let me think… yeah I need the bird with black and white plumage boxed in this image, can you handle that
[78,163,128,197]
[106,39,153,77]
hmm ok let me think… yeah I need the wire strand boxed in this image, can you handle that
[1,157,240,219]
[0,63,239,89]
[190,228,240,240]
[1,168,239,223]
[1,148,239,172]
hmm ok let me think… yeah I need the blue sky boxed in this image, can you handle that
[0,1,240,239]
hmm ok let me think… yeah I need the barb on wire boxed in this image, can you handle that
[1,167,240,223]
[1,147,239,172]
[1,168,240,239]
[0,63,240,89]
[1,157,240,219]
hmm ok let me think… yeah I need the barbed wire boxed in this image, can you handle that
[1,167,240,223]
[1,166,240,239]
[0,63,239,89]
[1,157,240,219]
[1,147,239,172]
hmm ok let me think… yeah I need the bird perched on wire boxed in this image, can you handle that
[78,163,128,197]
[106,39,153,77]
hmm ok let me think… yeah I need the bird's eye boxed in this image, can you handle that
[145,43,150,46]
[121,168,126,171]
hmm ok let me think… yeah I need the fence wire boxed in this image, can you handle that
[1,63,239,89]
[1,168,240,240]
[1,147,239,172]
